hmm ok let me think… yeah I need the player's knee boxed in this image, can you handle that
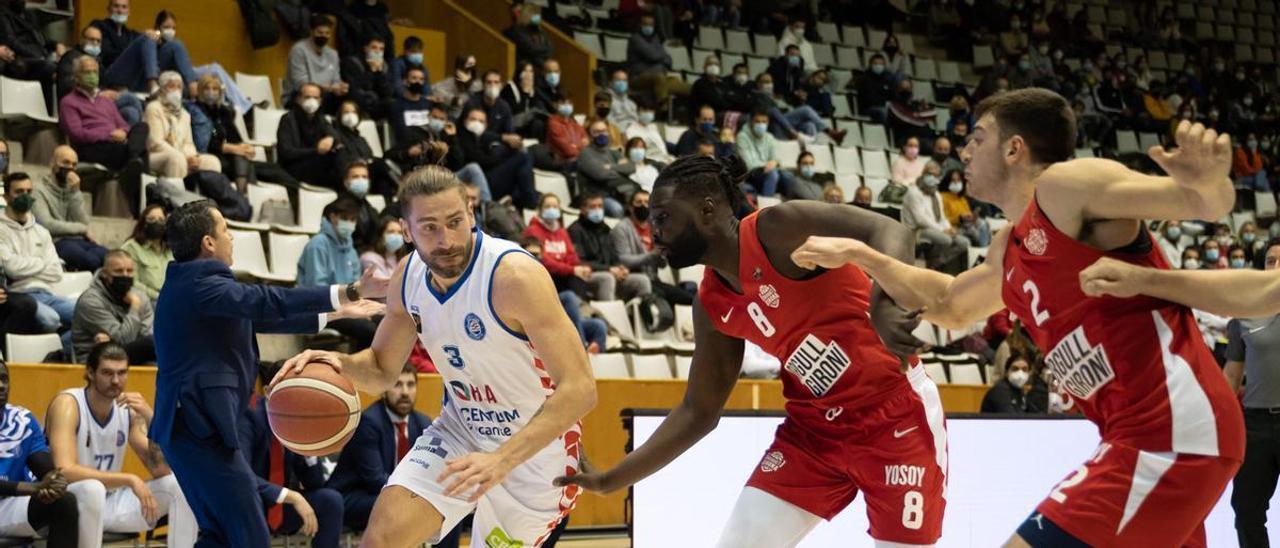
[48,490,79,516]
[68,479,107,507]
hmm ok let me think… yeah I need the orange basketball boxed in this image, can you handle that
[266,363,361,456]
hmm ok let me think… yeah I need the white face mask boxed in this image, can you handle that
[465,120,486,136]
[705,64,721,77]
[1008,370,1030,388]
[163,89,183,107]
[485,84,501,100]
[301,97,320,114]
[160,28,176,41]
[341,112,359,129]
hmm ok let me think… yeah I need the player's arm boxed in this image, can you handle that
[1080,257,1280,318]
[556,300,744,494]
[44,394,139,489]
[792,226,1011,329]
[126,410,169,478]
[1037,121,1234,229]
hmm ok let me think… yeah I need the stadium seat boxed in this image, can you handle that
[50,271,93,299]
[808,144,835,174]
[245,182,291,223]
[834,173,860,197]
[1256,192,1278,218]
[267,231,310,281]
[937,61,961,84]
[860,149,890,180]
[816,21,840,43]
[593,300,660,350]
[933,108,950,133]
[691,48,715,74]
[674,355,693,379]
[757,196,782,208]
[724,29,752,54]
[898,34,916,55]
[864,177,891,206]
[912,322,940,348]
[812,43,834,68]
[914,58,938,81]
[949,363,985,386]
[667,45,691,73]
[720,53,745,72]
[867,28,888,50]
[746,55,770,78]
[1137,132,1161,152]
[573,30,604,59]
[776,140,801,169]
[673,304,694,343]
[697,26,724,50]
[366,194,386,213]
[832,93,853,118]
[602,34,629,63]
[835,46,862,70]
[6,333,61,363]
[590,353,630,379]
[972,45,994,68]
[1074,147,1096,158]
[843,25,866,48]
[1115,131,1141,154]
[861,123,890,150]
[0,76,55,123]
[827,68,853,91]
[753,34,777,58]
[631,355,673,379]
[676,264,704,285]
[1234,43,1253,62]
[357,120,383,158]
[967,246,988,269]
[835,120,861,147]
[912,79,935,104]
[923,361,948,384]
[229,229,272,278]
[251,107,286,148]
[235,72,275,109]
[533,170,572,207]
[292,186,338,234]
[663,124,687,143]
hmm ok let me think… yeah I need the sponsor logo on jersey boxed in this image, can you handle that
[419,437,448,460]
[752,267,763,280]
[760,450,785,472]
[758,284,780,308]
[485,526,524,548]
[448,381,499,404]
[464,312,486,340]
[1026,228,1048,256]
[410,305,423,333]
[825,406,844,421]
[1044,326,1116,400]
[784,334,852,397]
[884,464,926,487]
[116,430,125,447]
[0,407,35,459]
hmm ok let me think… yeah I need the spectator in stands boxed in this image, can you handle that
[726,62,759,113]
[502,62,540,138]
[188,74,296,191]
[981,355,1043,413]
[59,56,147,191]
[519,236,606,352]
[1181,247,1203,270]
[389,66,432,144]
[607,69,639,131]
[888,80,937,146]
[999,13,1030,56]
[283,14,347,111]
[1153,220,1186,267]
[626,136,662,191]
[0,173,74,334]
[326,363,439,534]
[1240,221,1265,265]
[891,136,928,187]
[0,0,59,109]
[569,191,651,301]
[801,69,835,119]
[589,90,626,150]
[0,359,79,548]
[625,102,673,164]
[578,119,638,217]
[903,171,970,274]
[239,367,344,548]
[152,11,247,113]
[1233,134,1271,195]
[1229,246,1248,269]
[504,3,553,68]
[92,0,164,92]
[541,94,588,171]
[625,13,690,115]
[777,18,815,72]
[736,111,792,197]
[789,151,825,201]
[341,36,393,121]
[532,58,565,115]
[676,106,721,156]
[690,54,734,116]
[120,204,171,302]
[359,217,407,279]
[823,183,845,204]
[769,44,808,102]
[337,160,382,250]
[70,250,155,363]
[297,196,379,350]
[465,70,517,135]
[931,136,963,175]
[333,101,396,200]
[450,107,538,211]
[339,0,394,61]
[1007,53,1036,90]
[1203,238,1228,269]
[855,53,894,125]
[880,34,911,81]
[524,193,592,294]
[388,35,428,98]
[461,178,522,241]
[940,169,991,247]
[611,189,693,305]
[755,72,844,143]
[33,147,108,272]
[430,54,479,121]
[278,82,342,189]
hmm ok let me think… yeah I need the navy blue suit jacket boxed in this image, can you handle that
[150,259,334,451]
[326,401,431,495]
[239,399,329,507]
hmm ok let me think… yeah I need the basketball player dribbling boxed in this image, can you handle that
[558,155,950,547]
[790,88,1244,547]
[273,166,596,548]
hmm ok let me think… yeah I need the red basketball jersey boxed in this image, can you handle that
[698,212,914,419]
[1001,199,1243,459]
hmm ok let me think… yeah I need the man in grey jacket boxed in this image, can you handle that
[624,13,690,115]
[34,146,108,272]
[576,119,638,217]
[71,249,154,363]
[610,190,694,305]
[0,172,74,334]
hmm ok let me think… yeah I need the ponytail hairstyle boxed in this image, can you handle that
[653,154,754,219]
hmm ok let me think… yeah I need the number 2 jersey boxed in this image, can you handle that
[1001,199,1243,459]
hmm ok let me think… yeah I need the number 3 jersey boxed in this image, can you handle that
[1002,199,1243,459]
[697,211,916,419]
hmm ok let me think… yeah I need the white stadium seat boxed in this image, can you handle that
[6,333,62,363]
[590,353,630,378]
[49,271,93,299]
[631,355,673,379]
[0,76,55,123]
[268,231,311,281]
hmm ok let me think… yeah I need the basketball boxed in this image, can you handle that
[266,363,361,456]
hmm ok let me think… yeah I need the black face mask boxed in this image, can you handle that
[407,82,425,95]
[108,275,134,299]
[312,36,329,48]
[54,167,72,185]
[898,90,913,101]
[144,220,165,240]
[632,206,649,222]
[884,45,898,55]
[596,106,610,118]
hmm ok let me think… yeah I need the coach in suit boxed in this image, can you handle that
[148,200,387,547]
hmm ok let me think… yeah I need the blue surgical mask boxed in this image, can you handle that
[347,177,370,197]
[1248,139,1259,149]
[335,220,356,241]
[1231,258,1247,269]
[1205,249,1220,261]
[540,207,561,222]
[1166,226,1182,240]
[1243,232,1256,243]
[787,55,801,67]
[586,208,605,223]
[557,103,573,116]
[84,44,101,57]
[629,147,646,163]
[383,233,404,252]
[752,122,768,136]
[110,13,127,24]
[592,134,610,148]
[638,111,654,124]
[545,72,560,87]
[700,121,716,133]
[613,80,628,95]
[1018,60,1032,71]
[530,14,542,26]
[640,25,654,36]
[800,165,815,178]
[0,155,8,173]
[427,118,445,132]
[407,52,424,65]
[871,64,885,75]
[367,50,384,63]
[920,175,939,188]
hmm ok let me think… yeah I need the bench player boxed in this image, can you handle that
[275,165,596,548]
[558,155,947,547]
[791,89,1244,547]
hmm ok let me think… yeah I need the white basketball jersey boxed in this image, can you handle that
[61,388,130,474]
[402,230,557,453]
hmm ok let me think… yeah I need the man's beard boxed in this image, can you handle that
[421,238,473,279]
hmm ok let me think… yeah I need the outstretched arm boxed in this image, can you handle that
[1080,257,1280,318]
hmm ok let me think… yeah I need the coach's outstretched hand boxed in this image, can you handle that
[358,266,391,300]
[1078,257,1148,299]
[268,349,344,392]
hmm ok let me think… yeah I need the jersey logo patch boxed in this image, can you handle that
[758,284,781,308]
[464,313,486,340]
[760,450,785,473]
[1026,228,1049,256]
[784,334,853,397]
[1043,326,1116,400]
[410,305,423,334]
[116,430,125,447]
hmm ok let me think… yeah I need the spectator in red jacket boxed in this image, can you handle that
[539,95,587,171]
[522,193,592,296]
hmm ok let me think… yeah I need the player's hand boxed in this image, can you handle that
[871,301,929,358]
[129,476,160,524]
[438,452,514,502]
[790,235,864,270]
[284,490,318,536]
[270,350,344,392]
[357,266,390,300]
[329,299,385,321]
[117,391,154,423]
[1078,257,1150,299]
[1151,119,1233,189]
[553,455,620,494]
[34,469,67,502]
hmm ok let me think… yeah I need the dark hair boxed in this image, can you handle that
[869,53,886,63]
[4,171,30,191]
[131,204,168,244]
[593,90,611,103]
[344,159,370,178]
[973,88,1076,165]
[482,69,502,82]
[365,35,385,46]
[653,154,751,217]
[167,200,218,262]
[581,189,606,203]
[512,61,534,81]
[785,44,800,53]
[86,341,129,372]
[797,150,813,164]
[1265,237,1280,258]
[943,168,966,194]
[405,66,426,79]
[404,36,423,51]
[400,362,417,375]
[325,195,362,218]
[310,13,332,30]
[538,192,560,209]
[454,54,474,72]
[625,136,646,149]
[396,165,465,207]
[154,9,175,30]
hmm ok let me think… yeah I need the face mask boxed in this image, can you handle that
[700,121,716,134]
[1249,139,1259,149]
[301,97,320,114]
[9,193,32,213]
[1214,62,1225,72]
[752,122,767,136]
[335,219,356,240]
[1231,258,1247,269]
[0,154,7,173]
[1243,232,1256,243]
[530,14,542,26]
[884,45,898,55]
[161,28,176,41]
[1205,249,1220,261]
[1166,226,1182,240]
[632,205,649,222]
[1008,370,1029,388]
[871,64,885,75]
[1245,97,1255,107]
[556,103,574,117]
[629,147,646,163]
[638,111,654,124]
[800,165,815,179]
[384,233,404,252]
[201,90,220,105]
[347,177,370,197]
[465,120,486,136]
[540,207,561,222]
[1018,60,1032,71]
[110,13,127,24]
[407,52,424,65]
[613,80,628,95]
[80,72,99,90]
[932,152,949,162]
[545,72,560,87]
[592,133,610,148]
[84,44,101,57]
[1217,236,1232,247]
[1038,46,1049,55]
[596,106,610,118]
[761,83,774,94]
[367,50,383,63]
[1236,72,1246,81]
[427,118,445,132]
[734,74,749,85]
[904,145,919,159]
[1183,258,1201,269]
[144,219,165,239]
[706,64,721,77]
[54,167,72,185]
[586,208,605,223]
[338,112,359,129]
[949,182,963,194]
[313,36,329,48]
[920,174,939,189]
[787,55,801,67]
[163,90,182,108]
[407,82,425,95]
[108,275,134,298]
[640,25,654,36]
